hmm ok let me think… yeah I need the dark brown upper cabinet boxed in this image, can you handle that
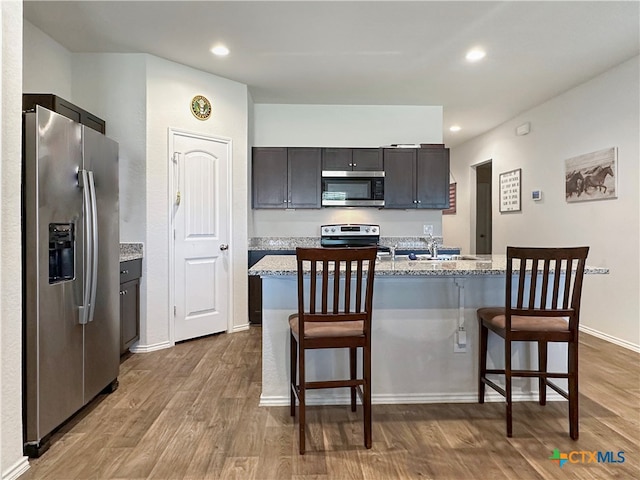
[252,147,321,209]
[383,146,450,209]
[23,94,106,134]
[322,148,383,171]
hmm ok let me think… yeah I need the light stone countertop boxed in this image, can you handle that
[120,243,143,262]
[248,254,609,277]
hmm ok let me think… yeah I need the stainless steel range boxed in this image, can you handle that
[320,224,382,248]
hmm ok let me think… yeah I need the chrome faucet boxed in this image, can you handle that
[427,234,439,258]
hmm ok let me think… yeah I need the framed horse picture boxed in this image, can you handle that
[565,147,617,203]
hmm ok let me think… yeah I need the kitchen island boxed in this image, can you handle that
[249,255,608,406]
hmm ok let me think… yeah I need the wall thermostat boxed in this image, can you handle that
[531,189,542,201]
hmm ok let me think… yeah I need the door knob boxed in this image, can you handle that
[220,244,229,251]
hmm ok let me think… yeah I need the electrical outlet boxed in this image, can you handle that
[423,224,433,235]
[454,330,467,353]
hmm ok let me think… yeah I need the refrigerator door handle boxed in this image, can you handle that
[87,171,99,323]
[78,169,93,325]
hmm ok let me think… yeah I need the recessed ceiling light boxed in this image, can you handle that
[465,48,486,62]
[449,125,461,132]
[211,45,230,56]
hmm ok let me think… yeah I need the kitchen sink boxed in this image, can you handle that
[377,254,482,262]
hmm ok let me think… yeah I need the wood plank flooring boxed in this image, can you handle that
[21,328,639,479]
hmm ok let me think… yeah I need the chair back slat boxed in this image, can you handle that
[296,247,377,337]
[321,260,330,312]
[528,259,539,309]
[310,261,317,313]
[333,260,340,313]
[505,246,589,332]
[517,258,526,307]
[344,261,352,314]
[551,259,561,308]
[563,260,573,310]
[356,260,364,313]
[540,259,551,308]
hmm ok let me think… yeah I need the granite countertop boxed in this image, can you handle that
[120,243,143,262]
[248,236,459,251]
[248,254,609,277]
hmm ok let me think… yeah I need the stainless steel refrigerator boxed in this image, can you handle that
[23,105,120,457]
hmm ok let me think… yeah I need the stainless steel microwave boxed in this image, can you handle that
[321,171,384,207]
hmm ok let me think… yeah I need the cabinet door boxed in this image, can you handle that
[252,147,288,208]
[416,148,450,208]
[120,279,140,354]
[288,148,322,208]
[248,275,262,325]
[383,148,417,208]
[352,148,383,171]
[322,148,353,170]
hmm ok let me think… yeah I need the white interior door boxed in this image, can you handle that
[171,130,230,342]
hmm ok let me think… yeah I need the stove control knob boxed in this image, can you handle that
[372,227,378,233]
[364,227,370,232]
[323,227,329,233]
[331,227,336,232]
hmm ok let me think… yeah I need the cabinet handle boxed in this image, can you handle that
[417,200,421,204]
[353,163,357,168]
[120,269,129,275]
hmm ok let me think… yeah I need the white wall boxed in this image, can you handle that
[444,56,640,349]
[22,20,71,99]
[250,104,447,239]
[1,2,29,479]
[71,53,147,243]
[253,104,442,147]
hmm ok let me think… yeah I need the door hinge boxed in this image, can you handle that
[173,306,176,316]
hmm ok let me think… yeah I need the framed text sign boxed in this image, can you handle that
[499,168,521,212]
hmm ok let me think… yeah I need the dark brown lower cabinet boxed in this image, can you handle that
[248,275,262,324]
[120,259,142,355]
[248,250,295,325]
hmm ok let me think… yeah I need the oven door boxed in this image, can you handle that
[321,176,384,207]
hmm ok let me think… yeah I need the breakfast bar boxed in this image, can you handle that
[249,254,608,406]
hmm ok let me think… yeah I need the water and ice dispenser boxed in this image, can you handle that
[48,223,75,283]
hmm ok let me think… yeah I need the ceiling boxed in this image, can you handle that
[23,1,640,147]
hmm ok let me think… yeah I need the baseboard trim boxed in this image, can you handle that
[231,323,250,333]
[2,456,30,480]
[259,390,564,407]
[580,325,640,353]
[128,340,172,354]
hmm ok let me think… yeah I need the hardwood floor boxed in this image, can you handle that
[21,328,639,479]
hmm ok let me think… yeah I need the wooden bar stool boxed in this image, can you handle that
[289,246,377,454]
[477,246,589,439]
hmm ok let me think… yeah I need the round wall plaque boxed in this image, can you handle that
[191,95,212,120]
